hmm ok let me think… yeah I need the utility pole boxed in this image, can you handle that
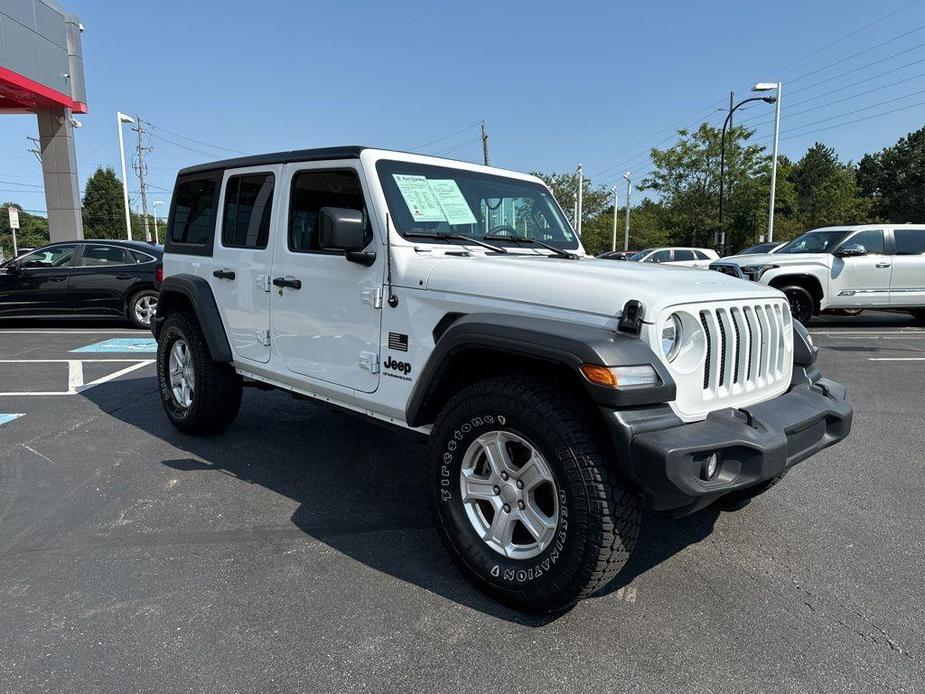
[572,193,577,230]
[729,91,735,130]
[480,121,490,166]
[576,164,583,238]
[132,115,153,243]
[623,172,632,251]
[611,186,619,252]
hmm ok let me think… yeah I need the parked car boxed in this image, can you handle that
[627,247,718,268]
[152,145,851,612]
[737,241,785,255]
[0,240,163,328]
[711,224,925,324]
[597,250,635,260]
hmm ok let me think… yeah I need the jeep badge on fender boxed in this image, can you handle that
[152,145,853,613]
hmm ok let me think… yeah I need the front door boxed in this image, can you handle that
[829,229,892,307]
[269,163,382,393]
[889,227,925,307]
[0,244,77,316]
[208,166,280,364]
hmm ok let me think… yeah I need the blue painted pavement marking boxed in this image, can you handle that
[71,338,157,353]
[0,414,24,426]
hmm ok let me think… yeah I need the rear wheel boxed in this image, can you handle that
[128,289,158,329]
[911,310,925,325]
[779,285,815,324]
[427,375,639,612]
[156,311,242,434]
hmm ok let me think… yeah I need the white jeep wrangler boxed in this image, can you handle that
[153,147,852,612]
[711,225,925,324]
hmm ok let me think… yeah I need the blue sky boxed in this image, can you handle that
[2,0,924,218]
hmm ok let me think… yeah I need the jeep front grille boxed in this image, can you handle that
[699,302,788,399]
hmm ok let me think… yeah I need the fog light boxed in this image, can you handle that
[701,453,720,481]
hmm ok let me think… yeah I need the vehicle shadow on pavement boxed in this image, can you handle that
[84,378,721,626]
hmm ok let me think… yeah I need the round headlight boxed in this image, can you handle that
[662,313,683,362]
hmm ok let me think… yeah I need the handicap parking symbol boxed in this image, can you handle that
[71,338,157,354]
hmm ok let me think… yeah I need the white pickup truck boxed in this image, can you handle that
[153,147,852,612]
[711,225,925,324]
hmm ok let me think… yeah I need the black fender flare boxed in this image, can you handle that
[405,313,676,427]
[152,274,232,362]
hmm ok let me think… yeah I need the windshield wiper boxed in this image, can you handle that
[404,231,507,254]
[482,235,579,259]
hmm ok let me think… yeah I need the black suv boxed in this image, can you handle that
[0,240,163,328]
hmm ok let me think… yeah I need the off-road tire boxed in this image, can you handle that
[127,289,158,329]
[427,375,640,613]
[780,285,815,325]
[156,311,242,434]
[911,309,925,325]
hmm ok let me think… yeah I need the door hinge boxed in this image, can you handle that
[361,286,382,309]
[359,351,379,373]
[258,329,271,346]
[257,274,271,292]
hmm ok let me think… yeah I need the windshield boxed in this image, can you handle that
[777,230,850,254]
[628,249,652,261]
[376,160,579,250]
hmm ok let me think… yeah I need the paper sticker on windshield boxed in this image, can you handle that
[392,174,445,222]
[428,179,477,225]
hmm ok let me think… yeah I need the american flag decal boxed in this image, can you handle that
[388,332,409,352]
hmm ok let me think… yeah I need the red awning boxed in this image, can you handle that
[0,66,87,114]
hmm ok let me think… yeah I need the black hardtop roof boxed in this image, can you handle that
[177,146,369,176]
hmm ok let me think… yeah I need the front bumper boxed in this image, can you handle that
[602,376,852,515]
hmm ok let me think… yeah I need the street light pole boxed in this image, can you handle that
[718,93,777,254]
[576,164,583,238]
[116,112,134,240]
[611,186,619,251]
[623,172,631,250]
[767,84,782,242]
[152,200,165,244]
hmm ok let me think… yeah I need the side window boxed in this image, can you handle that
[645,250,671,263]
[894,229,925,255]
[221,173,275,249]
[674,249,696,261]
[843,229,884,255]
[19,245,77,268]
[129,250,155,263]
[693,250,709,260]
[78,245,131,266]
[288,170,370,253]
[170,177,218,246]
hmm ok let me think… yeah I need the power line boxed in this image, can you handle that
[408,122,481,152]
[779,89,925,135]
[144,121,249,155]
[432,137,482,157]
[780,97,925,141]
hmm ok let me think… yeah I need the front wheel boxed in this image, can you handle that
[128,289,159,329]
[427,375,640,612]
[156,311,242,434]
[780,285,815,325]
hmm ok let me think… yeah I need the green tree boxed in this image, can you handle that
[789,143,870,229]
[857,125,925,222]
[81,166,126,238]
[0,203,50,259]
[531,170,613,254]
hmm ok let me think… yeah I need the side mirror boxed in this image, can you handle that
[835,243,866,258]
[319,207,376,266]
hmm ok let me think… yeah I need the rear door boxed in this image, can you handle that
[269,162,382,393]
[889,227,925,307]
[829,229,892,307]
[68,243,138,316]
[209,166,280,364]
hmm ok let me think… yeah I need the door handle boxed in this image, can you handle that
[49,277,66,282]
[272,276,302,290]
[875,262,891,268]
[213,269,236,280]
[115,274,133,280]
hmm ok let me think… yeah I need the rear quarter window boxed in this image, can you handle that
[894,228,925,255]
[166,173,221,256]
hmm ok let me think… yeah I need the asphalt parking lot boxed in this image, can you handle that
[1,312,923,693]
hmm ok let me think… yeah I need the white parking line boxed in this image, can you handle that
[0,358,154,396]
[0,330,146,335]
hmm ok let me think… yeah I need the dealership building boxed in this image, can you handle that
[0,0,87,241]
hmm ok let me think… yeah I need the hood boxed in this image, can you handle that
[719,252,831,267]
[423,254,783,320]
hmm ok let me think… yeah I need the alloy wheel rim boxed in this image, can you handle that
[459,430,559,560]
[168,339,194,408]
[785,290,810,321]
[135,295,158,326]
